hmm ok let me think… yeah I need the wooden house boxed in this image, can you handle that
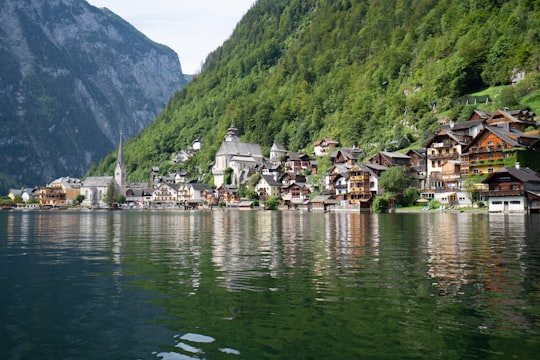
[368,151,410,168]
[482,166,540,213]
[313,138,339,157]
[284,151,311,174]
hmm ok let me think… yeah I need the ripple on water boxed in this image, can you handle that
[153,333,241,359]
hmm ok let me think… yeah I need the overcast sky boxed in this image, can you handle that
[87,0,256,74]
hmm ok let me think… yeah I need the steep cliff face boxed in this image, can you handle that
[0,0,185,191]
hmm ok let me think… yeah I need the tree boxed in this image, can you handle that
[264,196,279,210]
[74,194,85,206]
[378,166,408,195]
[103,181,119,204]
[224,167,233,185]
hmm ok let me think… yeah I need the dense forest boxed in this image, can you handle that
[89,0,540,184]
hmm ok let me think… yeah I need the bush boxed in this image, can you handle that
[372,195,389,213]
[428,199,442,209]
[264,196,279,210]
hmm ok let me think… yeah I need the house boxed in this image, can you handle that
[152,182,180,205]
[284,151,311,174]
[368,151,410,168]
[8,188,37,203]
[325,163,350,198]
[269,143,288,163]
[281,182,310,208]
[348,163,377,206]
[40,177,81,206]
[254,174,282,200]
[309,194,339,211]
[406,149,427,189]
[217,185,240,204]
[482,165,540,213]
[124,184,151,207]
[313,138,339,157]
[461,126,540,176]
[212,124,264,187]
[186,183,212,206]
[80,176,115,208]
[332,147,364,166]
[425,127,471,191]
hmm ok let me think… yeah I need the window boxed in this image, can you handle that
[487,141,493,145]
[510,201,521,205]
[492,201,502,205]
[488,168,494,173]
[511,184,519,190]
[473,169,480,174]
[432,161,435,167]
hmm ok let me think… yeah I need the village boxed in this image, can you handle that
[3,108,540,213]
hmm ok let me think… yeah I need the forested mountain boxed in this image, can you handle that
[91,0,540,184]
[0,0,185,193]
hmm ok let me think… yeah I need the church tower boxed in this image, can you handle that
[114,132,126,186]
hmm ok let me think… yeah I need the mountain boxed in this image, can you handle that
[0,0,186,193]
[90,0,540,184]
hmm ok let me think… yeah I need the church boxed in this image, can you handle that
[80,133,126,208]
[212,125,264,188]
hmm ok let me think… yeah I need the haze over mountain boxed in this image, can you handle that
[89,0,540,185]
[0,0,186,192]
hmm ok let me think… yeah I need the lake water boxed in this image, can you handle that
[1,210,539,359]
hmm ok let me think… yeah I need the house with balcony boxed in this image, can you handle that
[254,174,282,200]
[482,166,540,213]
[326,163,350,199]
[348,163,378,209]
[281,182,310,208]
[284,151,311,174]
[152,182,180,205]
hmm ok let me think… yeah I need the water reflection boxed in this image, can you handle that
[2,211,540,360]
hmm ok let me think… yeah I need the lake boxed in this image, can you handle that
[1,210,539,359]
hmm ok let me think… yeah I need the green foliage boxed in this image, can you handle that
[372,194,390,213]
[103,182,119,204]
[0,196,15,206]
[402,186,419,206]
[429,199,442,210]
[264,196,280,210]
[74,194,85,206]
[378,166,409,195]
[89,0,540,182]
[224,168,233,186]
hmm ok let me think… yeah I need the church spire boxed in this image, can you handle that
[114,132,126,186]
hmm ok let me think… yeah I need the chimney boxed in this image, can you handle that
[515,162,520,170]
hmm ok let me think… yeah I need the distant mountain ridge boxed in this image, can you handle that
[0,0,186,192]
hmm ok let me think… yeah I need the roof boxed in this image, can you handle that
[313,138,339,146]
[310,195,339,204]
[216,139,263,158]
[270,143,287,152]
[189,183,212,191]
[82,176,114,187]
[261,174,282,187]
[379,151,410,159]
[483,167,540,184]
[230,155,258,163]
[442,119,484,131]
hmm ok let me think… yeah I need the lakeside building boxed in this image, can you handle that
[212,125,264,188]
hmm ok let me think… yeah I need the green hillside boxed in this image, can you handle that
[90,0,540,184]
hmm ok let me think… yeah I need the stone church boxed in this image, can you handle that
[212,125,264,188]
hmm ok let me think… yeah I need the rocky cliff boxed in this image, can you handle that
[0,0,185,192]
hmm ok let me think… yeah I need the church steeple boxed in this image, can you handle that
[114,132,126,186]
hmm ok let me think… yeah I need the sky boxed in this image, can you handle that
[87,0,256,74]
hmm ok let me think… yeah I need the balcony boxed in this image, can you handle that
[482,190,523,197]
